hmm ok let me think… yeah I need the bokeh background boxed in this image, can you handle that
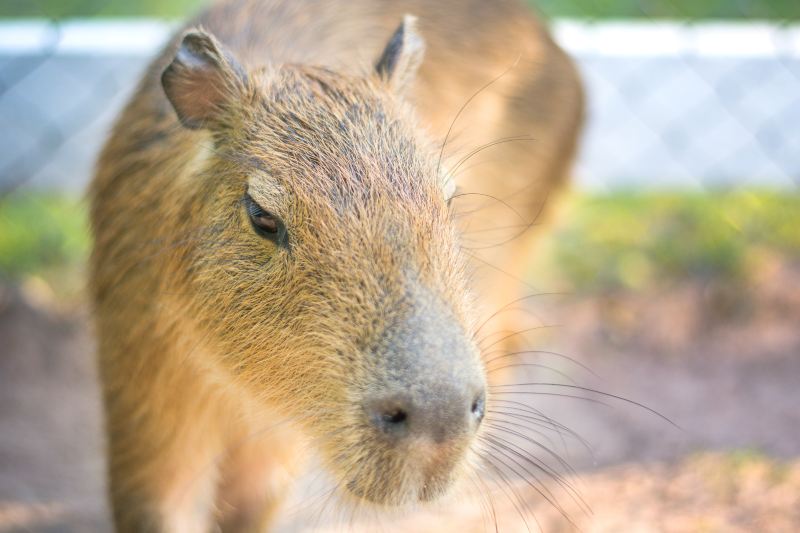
[1,1,799,531]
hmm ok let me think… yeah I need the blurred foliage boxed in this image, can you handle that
[531,190,800,293]
[533,0,800,20]
[1,191,799,296]
[1,0,798,19]
[0,194,88,294]
[0,0,204,19]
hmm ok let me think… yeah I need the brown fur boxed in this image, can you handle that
[89,0,583,531]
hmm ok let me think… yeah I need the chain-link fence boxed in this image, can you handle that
[1,1,798,195]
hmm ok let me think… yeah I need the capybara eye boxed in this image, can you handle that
[252,210,278,233]
[244,193,287,246]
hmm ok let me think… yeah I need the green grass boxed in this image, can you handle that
[531,190,800,292]
[0,0,204,19]
[532,0,800,20]
[2,190,799,296]
[1,0,798,20]
[0,194,89,295]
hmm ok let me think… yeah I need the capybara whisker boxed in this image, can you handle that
[436,55,523,175]
[483,349,597,376]
[492,383,678,427]
[482,455,539,533]
[482,438,567,515]
[483,426,580,493]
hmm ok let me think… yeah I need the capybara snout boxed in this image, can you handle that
[363,290,486,446]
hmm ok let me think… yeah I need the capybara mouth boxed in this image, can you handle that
[339,442,463,506]
[344,474,451,506]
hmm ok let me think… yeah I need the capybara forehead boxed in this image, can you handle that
[241,67,442,210]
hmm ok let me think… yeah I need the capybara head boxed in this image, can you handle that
[160,17,487,505]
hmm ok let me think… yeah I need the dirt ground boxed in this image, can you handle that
[1,262,799,532]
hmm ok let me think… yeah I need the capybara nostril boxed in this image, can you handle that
[382,409,408,426]
[471,390,486,425]
[371,405,410,437]
[367,396,411,438]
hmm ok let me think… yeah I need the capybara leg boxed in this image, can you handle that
[104,393,224,533]
[216,425,305,532]
[107,434,221,532]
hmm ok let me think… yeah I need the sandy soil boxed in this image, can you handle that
[1,265,798,532]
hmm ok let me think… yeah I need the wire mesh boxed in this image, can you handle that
[0,1,798,196]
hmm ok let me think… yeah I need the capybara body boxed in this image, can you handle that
[89,0,583,530]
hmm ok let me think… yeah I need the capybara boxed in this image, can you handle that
[89,0,583,530]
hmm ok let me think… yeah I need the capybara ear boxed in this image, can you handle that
[375,15,425,92]
[162,28,248,129]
